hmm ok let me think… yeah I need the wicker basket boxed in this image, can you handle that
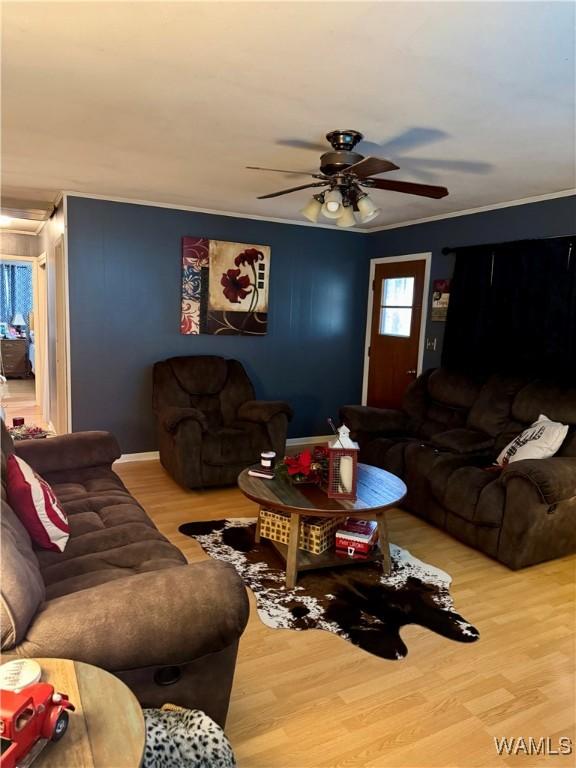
[259,508,344,554]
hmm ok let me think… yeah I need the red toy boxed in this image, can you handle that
[0,683,74,768]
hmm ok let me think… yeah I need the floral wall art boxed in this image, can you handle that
[180,237,271,335]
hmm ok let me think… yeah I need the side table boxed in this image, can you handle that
[32,658,145,767]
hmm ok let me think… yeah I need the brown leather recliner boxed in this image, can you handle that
[153,356,293,489]
[341,369,576,570]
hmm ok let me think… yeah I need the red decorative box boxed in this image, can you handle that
[335,519,378,559]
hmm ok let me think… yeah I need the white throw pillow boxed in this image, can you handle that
[497,414,569,466]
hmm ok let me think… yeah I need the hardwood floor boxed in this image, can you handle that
[115,459,576,768]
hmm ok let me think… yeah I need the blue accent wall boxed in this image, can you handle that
[67,194,576,452]
[66,196,369,452]
[368,195,576,369]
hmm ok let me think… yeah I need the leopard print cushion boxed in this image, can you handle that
[143,708,236,768]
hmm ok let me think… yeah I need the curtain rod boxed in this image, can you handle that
[442,234,575,256]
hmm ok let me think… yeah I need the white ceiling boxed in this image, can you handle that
[2,2,575,230]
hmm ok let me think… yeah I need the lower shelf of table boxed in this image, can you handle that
[266,538,384,572]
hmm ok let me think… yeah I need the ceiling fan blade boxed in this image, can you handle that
[257,182,328,200]
[276,139,328,152]
[247,166,319,177]
[377,127,450,155]
[344,156,399,178]
[368,178,449,198]
[397,157,493,174]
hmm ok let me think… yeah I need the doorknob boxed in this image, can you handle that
[406,369,417,375]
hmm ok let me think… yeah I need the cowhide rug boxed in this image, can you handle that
[179,518,479,660]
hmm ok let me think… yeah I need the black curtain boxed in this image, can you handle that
[442,236,576,381]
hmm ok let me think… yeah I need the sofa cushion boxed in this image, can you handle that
[203,426,264,466]
[361,437,418,477]
[34,467,186,600]
[432,429,494,455]
[496,414,569,466]
[443,467,505,526]
[466,374,527,436]
[6,454,70,553]
[512,381,576,426]
[1,502,46,649]
[427,369,484,409]
[169,356,228,396]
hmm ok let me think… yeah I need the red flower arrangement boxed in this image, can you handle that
[281,446,329,484]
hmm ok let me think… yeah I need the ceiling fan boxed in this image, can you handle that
[247,129,449,227]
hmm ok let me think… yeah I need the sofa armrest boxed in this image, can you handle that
[15,561,249,670]
[15,431,121,475]
[501,457,576,504]
[159,406,208,434]
[237,400,293,424]
[340,405,409,435]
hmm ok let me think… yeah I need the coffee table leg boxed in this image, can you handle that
[255,507,262,543]
[285,513,300,588]
[376,512,392,575]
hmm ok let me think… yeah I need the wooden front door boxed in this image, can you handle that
[366,259,426,408]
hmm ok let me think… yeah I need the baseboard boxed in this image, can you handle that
[115,451,160,464]
[115,435,331,464]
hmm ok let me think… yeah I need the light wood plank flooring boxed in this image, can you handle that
[115,459,576,768]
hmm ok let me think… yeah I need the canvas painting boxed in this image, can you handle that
[181,237,271,335]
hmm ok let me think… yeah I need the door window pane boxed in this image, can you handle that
[380,307,412,337]
[382,277,414,307]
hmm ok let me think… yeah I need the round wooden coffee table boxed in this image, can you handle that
[238,463,406,587]
[31,658,146,767]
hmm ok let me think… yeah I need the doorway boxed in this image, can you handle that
[362,253,431,408]
[0,252,49,428]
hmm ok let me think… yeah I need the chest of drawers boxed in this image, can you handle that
[1,338,29,378]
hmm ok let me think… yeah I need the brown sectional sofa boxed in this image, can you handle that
[341,369,576,569]
[0,424,249,726]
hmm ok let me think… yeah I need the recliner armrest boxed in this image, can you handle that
[501,457,576,504]
[159,406,208,433]
[15,561,250,670]
[237,400,293,424]
[340,405,409,435]
[15,431,121,474]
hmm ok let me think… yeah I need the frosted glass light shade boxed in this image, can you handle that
[300,197,322,223]
[322,189,343,218]
[357,195,381,224]
[336,206,356,228]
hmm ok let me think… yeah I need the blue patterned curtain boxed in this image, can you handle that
[0,264,33,326]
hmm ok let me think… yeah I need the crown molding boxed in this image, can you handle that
[63,191,362,233]
[63,188,576,236]
[366,189,576,232]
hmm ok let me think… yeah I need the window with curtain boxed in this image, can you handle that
[441,236,576,381]
[0,263,33,327]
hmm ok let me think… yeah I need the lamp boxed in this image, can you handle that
[11,312,26,336]
[336,205,356,228]
[356,194,381,224]
[321,189,343,219]
[300,194,323,223]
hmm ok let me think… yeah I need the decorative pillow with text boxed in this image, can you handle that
[497,414,568,466]
[6,454,69,552]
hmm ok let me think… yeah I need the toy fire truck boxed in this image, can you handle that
[0,683,74,768]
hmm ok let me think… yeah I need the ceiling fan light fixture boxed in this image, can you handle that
[322,188,343,218]
[336,205,356,228]
[300,195,323,223]
[357,193,381,224]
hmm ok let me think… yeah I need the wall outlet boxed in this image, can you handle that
[426,337,437,351]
